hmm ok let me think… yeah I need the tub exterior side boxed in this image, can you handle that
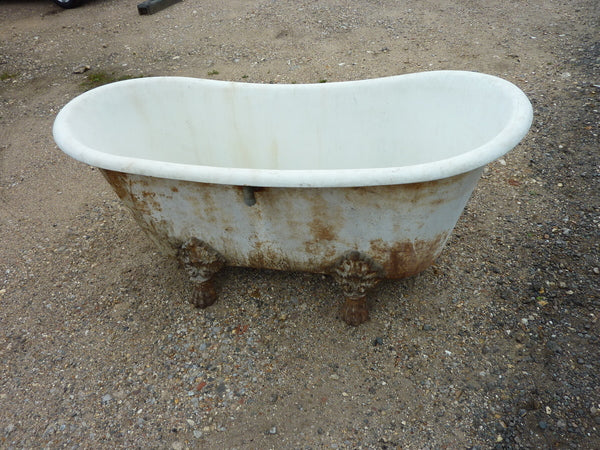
[101,168,483,279]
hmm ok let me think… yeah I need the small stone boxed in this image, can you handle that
[373,337,383,346]
[101,394,112,404]
[330,374,340,380]
[5,423,15,434]
[538,420,548,430]
[593,267,599,275]
[546,341,561,354]
[557,420,567,429]
[193,430,202,438]
[73,64,91,74]
[171,442,183,450]
[268,426,277,435]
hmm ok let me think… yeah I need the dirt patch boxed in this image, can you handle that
[1,0,598,448]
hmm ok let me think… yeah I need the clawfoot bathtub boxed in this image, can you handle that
[53,71,532,325]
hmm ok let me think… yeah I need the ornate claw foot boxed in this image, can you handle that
[191,280,218,308]
[179,238,225,309]
[340,297,370,326]
[331,251,383,326]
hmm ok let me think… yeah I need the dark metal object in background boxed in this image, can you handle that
[137,0,182,15]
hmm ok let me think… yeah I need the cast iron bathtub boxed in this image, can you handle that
[53,71,533,325]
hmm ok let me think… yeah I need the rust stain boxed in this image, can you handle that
[309,217,336,242]
[140,190,162,212]
[101,170,174,254]
[246,243,292,271]
[100,170,466,289]
[307,188,342,243]
[101,169,130,202]
[370,233,448,279]
[303,241,338,265]
[101,171,153,216]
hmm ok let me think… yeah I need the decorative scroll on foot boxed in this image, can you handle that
[178,238,225,308]
[331,251,382,326]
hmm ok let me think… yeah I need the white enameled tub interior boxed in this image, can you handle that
[53,71,532,187]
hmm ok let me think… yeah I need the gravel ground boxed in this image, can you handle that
[1,0,599,448]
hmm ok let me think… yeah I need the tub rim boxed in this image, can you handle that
[53,70,533,188]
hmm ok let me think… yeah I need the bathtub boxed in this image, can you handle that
[53,71,532,325]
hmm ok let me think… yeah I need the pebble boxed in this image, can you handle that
[268,426,277,435]
[101,394,112,404]
[538,421,548,430]
[546,341,562,354]
[72,64,91,74]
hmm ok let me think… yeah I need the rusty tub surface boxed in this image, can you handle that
[53,71,533,325]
